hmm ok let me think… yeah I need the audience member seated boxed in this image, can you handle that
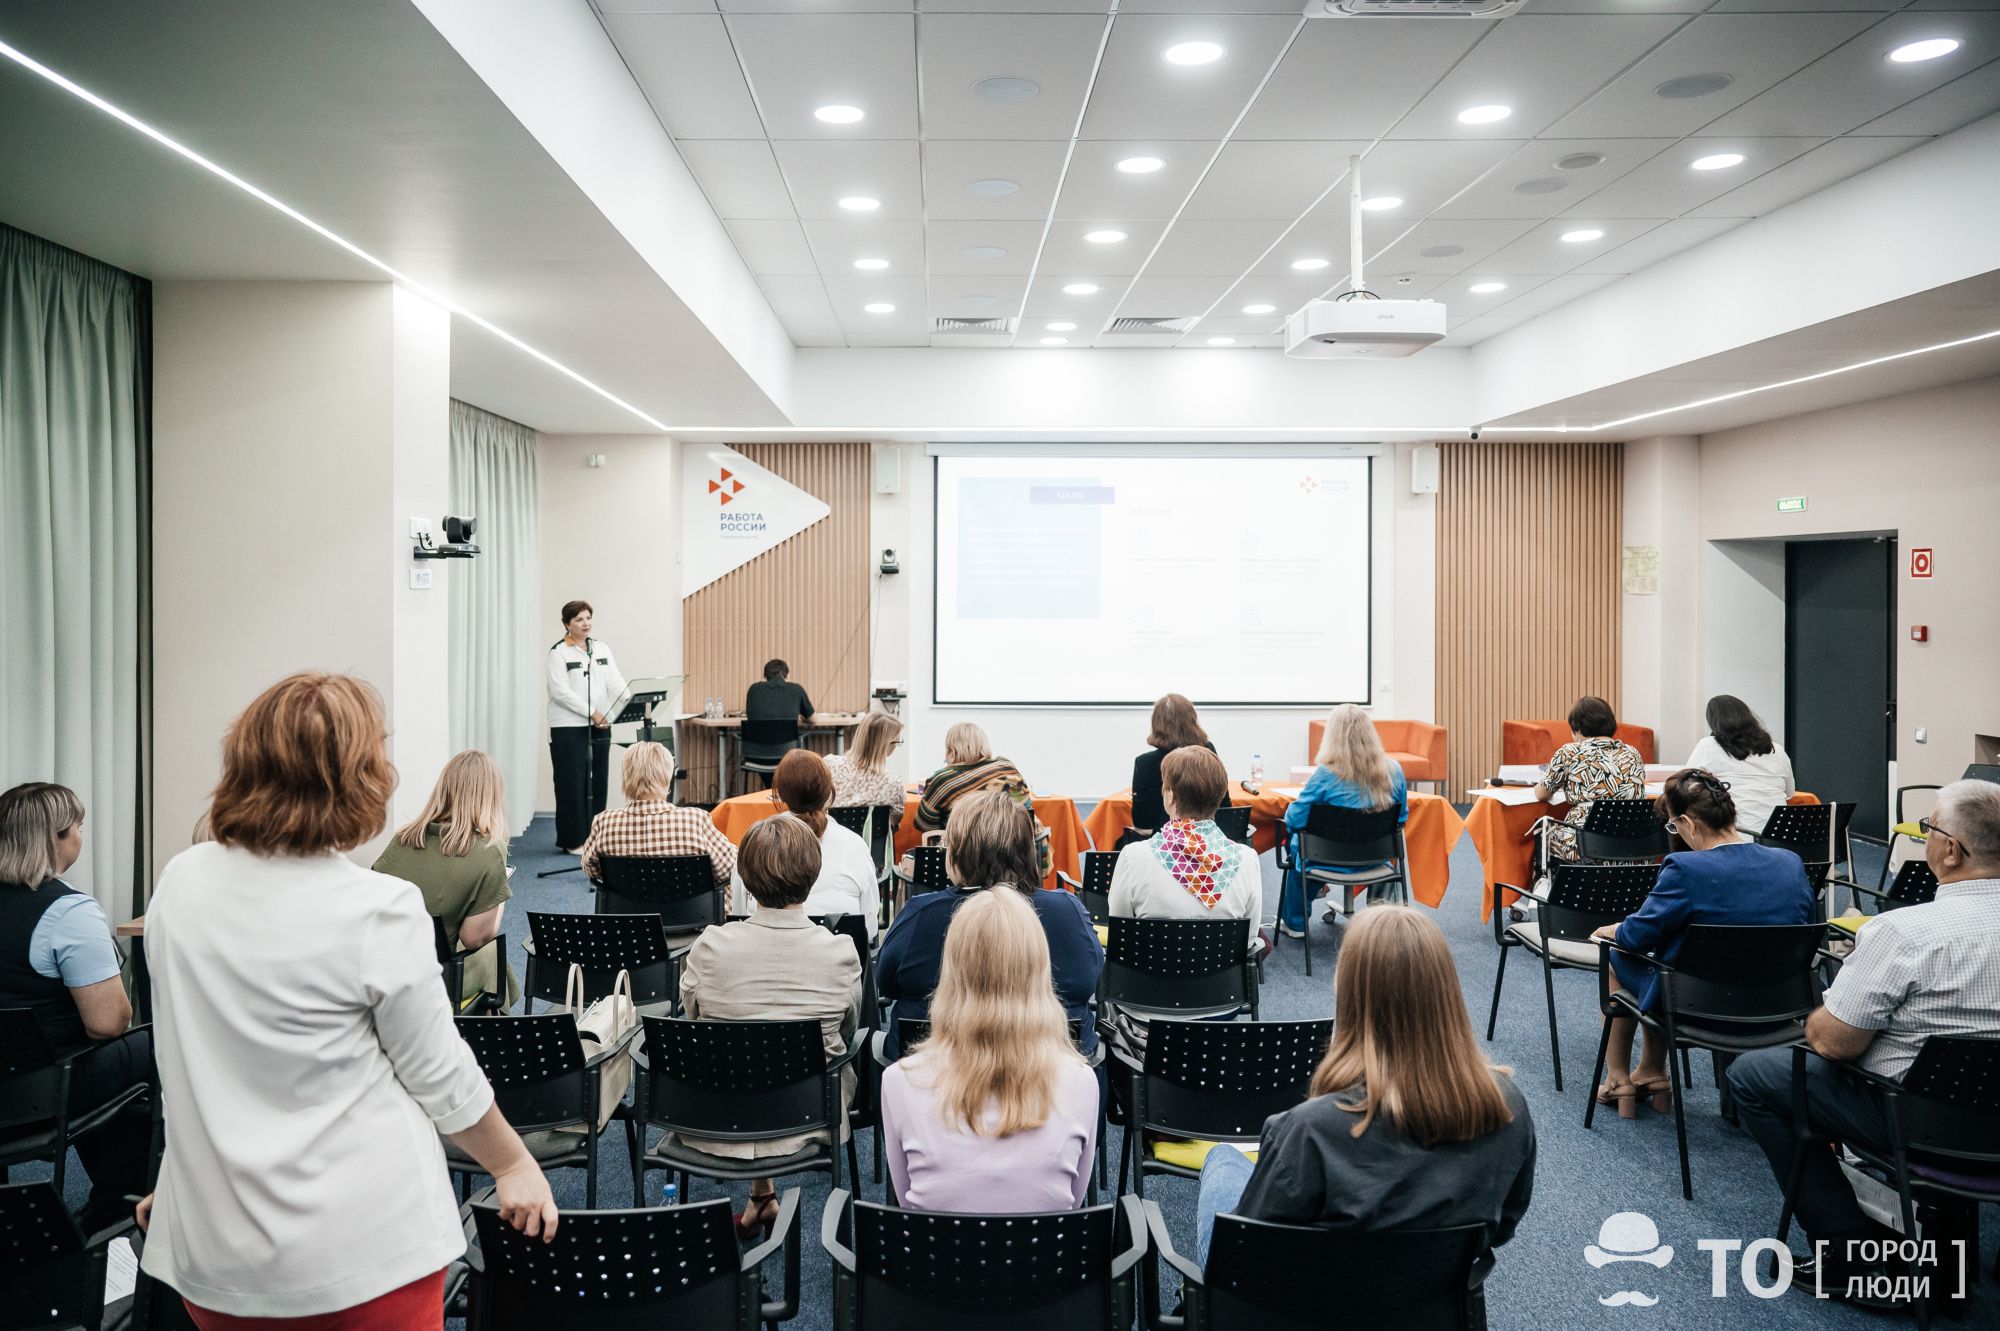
[745,657,814,723]
[877,791,1101,1060]
[372,750,519,1010]
[914,722,1048,877]
[137,673,556,1325]
[1588,770,1815,1116]
[1533,695,1646,865]
[880,886,1098,1212]
[1683,694,1797,835]
[579,741,735,884]
[1193,906,1536,1268]
[680,814,863,1240]
[729,750,880,938]
[1279,703,1408,938]
[826,710,906,810]
[1727,778,2000,1304]
[1129,693,1221,837]
[1111,747,1261,952]
[0,782,152,1230]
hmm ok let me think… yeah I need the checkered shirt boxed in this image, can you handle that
[1823,877,2000,1080]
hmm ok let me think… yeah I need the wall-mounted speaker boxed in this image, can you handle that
[873,443,902,495]
[1410,444,1440,496]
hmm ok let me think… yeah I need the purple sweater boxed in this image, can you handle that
[880,1053,1098,1212]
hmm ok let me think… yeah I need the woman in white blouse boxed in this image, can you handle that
[1684,695,1796,835]
[731,750,880,938]
[137,674,556,1328]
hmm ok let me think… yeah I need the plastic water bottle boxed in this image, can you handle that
[1249,753,1264,789]
[661,1181,678,1207]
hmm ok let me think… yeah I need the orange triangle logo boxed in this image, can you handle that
[707,479,720,493]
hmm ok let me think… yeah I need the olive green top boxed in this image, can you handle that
[372,825,517,1009]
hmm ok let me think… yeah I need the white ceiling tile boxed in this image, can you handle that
[918,15,1107,140]
[1475,218,1669,275]
[1707,0,1913,12]
[1234,20,1489,141]
[1431,139,1674,219]
[1561,137,1825,217]
[1366,219,1541,275]
[1429,273,1561,314]
[1178,140,1367,219]
[1687,134,1929,216]
[1054,141,1219,219]
[1118,274,1241,313]
[800,217,926,273]
[1119,0,1300,11]
[1545,15,1878,139]
[1185,314,1287,339]
[1308,139,1523,222]
[921,0,1107,13]
[927,275,1031,313]
[678,140,796,218]
[724,218,817,273]
[722,1,913,11]
[1078,14,1302,141]
[1038,219,1171,275]
[1247,214,1351,276]
[821,273,927,319]
[1572,216,1750,273]
[604,14,764,140]
[1473,271,1624,324]
[599,1,718,12]
[1389,16,1693,141]
[781,317,848,348]
[757,273,835,318]
[1703,13,2000,136]
[922,140,1070,219]
[772,139,924,218]
[924,219,1050,274]
[1903,0,2000,9]
[843,332,933,347]
[1855,59,2000,135]
[1518,0,1711,11]
[1142,218,1294,276]
[1022,274,1130,317]
[726,13,921,139]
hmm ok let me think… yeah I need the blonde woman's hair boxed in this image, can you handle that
[1311,906,1513,1147]
[943,789,1039,894]
[621,741,676,801]
[850,711,904,774]
[1314,704,1395,808]
[943,721,992,767]
[0,783,85,885]
[395,751,509,857]
[914,887,1083,1136]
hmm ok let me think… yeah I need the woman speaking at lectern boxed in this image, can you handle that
[547,600,626,853]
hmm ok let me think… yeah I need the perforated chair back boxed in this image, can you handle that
[1202,1218,1486,1331]
[1964,763,2000,786]
[829,805,872,838]
[1883,860,1940,909]
[1893,1037,2000,1166]
[1137,1019,1332,1142]
[524,911,675,1009]
[470,1199,752,1331]
[594,854,723,931]
[904,845,950,896]
[636,1017,831,1145]
[740,719,800,765]
[0,1181,106,1331]
[1660,924,1824,1027]
[1757,803,1833,862]
[1576,798,1668,862]
[1213,805,1254,847]
[1074,850,1116,924]
[0,1009,60,1131]
[1102,917,1253,1017]
[814,913,878,1029]
[455,1014,590,1133]
[1298,804,1400,867]
[1542,863,1659,946]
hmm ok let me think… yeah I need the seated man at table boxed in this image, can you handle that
[1726,778,2000,1306]
[746,658,813,723]
[579,742,736,884]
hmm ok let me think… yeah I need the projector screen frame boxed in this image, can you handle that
[929,449,1374,709]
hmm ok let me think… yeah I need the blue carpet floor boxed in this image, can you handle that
[26,814,1995,1328]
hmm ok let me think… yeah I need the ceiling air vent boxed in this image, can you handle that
[1317,0,1522,17]
[934,317,1013,334]
[1104,316,1195,334]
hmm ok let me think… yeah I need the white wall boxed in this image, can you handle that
[1703,540,1787,746]
[1621,435,1701,759]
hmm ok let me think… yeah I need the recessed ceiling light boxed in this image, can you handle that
[1242,303,1276,315]
[971,76,1039,102]
[1047,321,1077,331]
[1560,229,1605,243]
[1514,177,1567,196]
[1206,337,1236,346]
[1163,42,1225,66]
[1690,152,1745,171]
[1061,282,1099,295]
[1116,156,1165,174]
[1084,229,1128,244]
[1655,73,1733,100]
[1554,152,1606,172]
[864,302,896,314]
[966,179,1019,197]
[853,258,890,271]
[1890,38,1960,64]
[814,104,864,125]
[1418,245,1465,259]
[963,245,1007,259]
[1291,258,1330,271]
[1360,196,1402,211]
[1040,336,1068,346]
[1469,281,1508,294]
[1457,104,1512,125]
[838,196,880,212]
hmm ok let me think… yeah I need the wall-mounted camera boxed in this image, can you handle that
[879,548,900,576]
[415,515,480,560]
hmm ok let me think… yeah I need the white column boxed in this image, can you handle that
[1620,435,1701,760]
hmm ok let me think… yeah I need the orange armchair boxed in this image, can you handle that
[1502,719,1657,766]
[1307,718,1449,793]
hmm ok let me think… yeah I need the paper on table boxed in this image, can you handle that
[105,1236,137,1304]
[1470,786,1546,806]
[1265,785,1304,799]
[1496,764,1546,785]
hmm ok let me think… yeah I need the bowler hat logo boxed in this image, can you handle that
[1587,1212,1673,1307]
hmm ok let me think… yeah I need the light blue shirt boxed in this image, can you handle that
[28,887,122,987]
[1283,763,1409,836]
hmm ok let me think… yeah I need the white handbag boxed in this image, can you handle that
[563,964,637,1131]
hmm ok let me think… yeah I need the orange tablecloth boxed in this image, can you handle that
[1466,790,1821,921]
[710,790,1087,888]
[1085,786,1464,909]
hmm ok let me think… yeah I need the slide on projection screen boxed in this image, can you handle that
[934,452,1371,706]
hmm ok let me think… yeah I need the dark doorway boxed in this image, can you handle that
[1785,537,1896,840]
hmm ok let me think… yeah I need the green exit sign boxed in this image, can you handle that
[1777,496,1808,513]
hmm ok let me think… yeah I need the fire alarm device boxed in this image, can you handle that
[1910,626,1929,642]
[1910,548,1934,578]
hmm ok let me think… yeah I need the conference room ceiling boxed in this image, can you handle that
[596,0,2000,352]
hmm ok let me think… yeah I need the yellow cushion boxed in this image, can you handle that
[1892,821,1927,839]
[1150,1139,1257,1169]
[1094,924,1109,947]
[1827,913,1872,935]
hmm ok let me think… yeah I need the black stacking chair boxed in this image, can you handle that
[594,854,724,941]
[468,1191,802,1331]
[1486,863,1658,1093]
[830,804,903,890]
[1213,805,1254,848]
[1057,850,1117,925]
[450,1012,633,1207]
[1273,804,1407,975]
[1756,802,1833,863]
[1101,917,1258,1025]
[1845,859,1939,918]
[738,719,801,794]
[434,916,507,1014]
[1141,1203,1490,1331]
[888,845,949,921]
[1572,798,1669,863]
[1590,923,1827,1200]
[522,911,676,1015]
[1774,1036,2000,1331]
[0,1180,140,1331]
[0,1010,150,1200]
[1880,763,2000,894]
[1116,1018,1331,1199]
[632,1016,862,1207]
[821,1189,1146,1331]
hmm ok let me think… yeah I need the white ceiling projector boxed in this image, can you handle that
[1285,151,1448,359]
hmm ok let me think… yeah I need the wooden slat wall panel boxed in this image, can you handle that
[680,442,871,798]
[1436,441,1623,795]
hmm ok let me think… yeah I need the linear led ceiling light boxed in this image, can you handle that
[0,36,671,431]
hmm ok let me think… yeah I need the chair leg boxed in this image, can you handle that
[872,1119,883,1186]
[1539,952,1563,1093]
[1894,1172,1930,1331]
[1669,1044,1693,1201]
[1584,1013,1615,1130]
[586,1144,598,1209]
[846,1135,861,1202]
[1486,943,1510,1041]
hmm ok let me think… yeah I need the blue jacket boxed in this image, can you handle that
[1612,842,1817,1011]
[876,885,1103,1058]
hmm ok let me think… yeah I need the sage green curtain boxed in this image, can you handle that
[0,225,148,918]
[448,400,541,834]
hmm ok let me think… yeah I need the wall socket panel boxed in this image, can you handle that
[410,568,433,591]
[409,515,432,539]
